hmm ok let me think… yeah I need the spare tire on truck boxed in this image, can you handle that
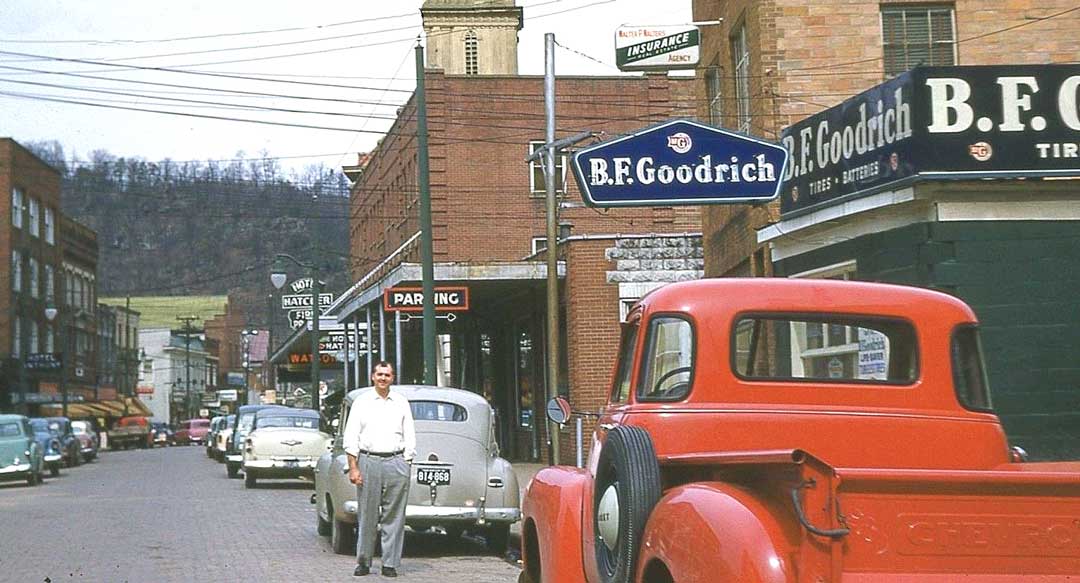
[593,425,661,583]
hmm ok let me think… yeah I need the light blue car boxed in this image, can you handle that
[0,414,45,486]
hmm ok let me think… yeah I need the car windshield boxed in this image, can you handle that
[30,419,50,432]
[237,413,256,434]
[0,422,23,437]
[72,423,90,435]
[257,416,317,429]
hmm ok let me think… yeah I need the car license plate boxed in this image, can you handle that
[416,467,451,486]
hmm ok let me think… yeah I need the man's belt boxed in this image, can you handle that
[359,449,404,458]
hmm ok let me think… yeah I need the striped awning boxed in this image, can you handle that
[40,396,152,419]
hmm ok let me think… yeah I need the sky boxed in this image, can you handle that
[0,0,693,176]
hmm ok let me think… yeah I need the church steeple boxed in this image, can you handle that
[421,0,523,75]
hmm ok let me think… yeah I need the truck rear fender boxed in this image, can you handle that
[521,465,589,583]
[637,482,797,583]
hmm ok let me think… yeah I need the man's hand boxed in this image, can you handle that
[348,466,363,486]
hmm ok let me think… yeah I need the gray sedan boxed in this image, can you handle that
[313,386,520,555]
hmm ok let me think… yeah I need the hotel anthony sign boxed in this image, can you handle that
[781,64,1080,215]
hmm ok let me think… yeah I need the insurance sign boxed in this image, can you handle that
[615,25,700,71]
[572,119,789,207]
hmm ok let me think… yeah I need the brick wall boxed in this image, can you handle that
[692,0,1080,276]
[349,72,702,280]
[0,139,63,380]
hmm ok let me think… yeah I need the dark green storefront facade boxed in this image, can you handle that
[772,218,1080,460]
[763,65,1080,460]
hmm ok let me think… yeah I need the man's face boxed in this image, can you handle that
[371,365,394,390]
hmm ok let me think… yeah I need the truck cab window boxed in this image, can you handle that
[952,325,993,412]
[610,324,638,403]
[637,316,694,401]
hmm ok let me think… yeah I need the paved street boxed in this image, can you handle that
[0,446,523,582]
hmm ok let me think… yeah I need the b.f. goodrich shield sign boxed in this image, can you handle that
[571,119,789,207]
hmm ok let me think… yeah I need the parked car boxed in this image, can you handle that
[242,408,330,489]
[28,418,64,477]
[226,405,285,478]
[70,420,99,463]
[43,417,81,468]
[108,416,151,450]
[212,415,235,462]
[314,386,519,555]
[0,414,45,486]
[149,422,174,447]
[205,416,224,458]
[175,418,210,446]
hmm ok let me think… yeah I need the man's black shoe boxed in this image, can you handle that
[353,565,370,576]
[381,567,398,578]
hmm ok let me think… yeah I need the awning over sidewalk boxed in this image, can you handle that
[40,396,152,419]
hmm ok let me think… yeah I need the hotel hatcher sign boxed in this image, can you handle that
[781,64,1080,215]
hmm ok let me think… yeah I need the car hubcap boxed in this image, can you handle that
[597,483,620,552]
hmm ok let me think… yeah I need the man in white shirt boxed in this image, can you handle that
[343,361,416,577]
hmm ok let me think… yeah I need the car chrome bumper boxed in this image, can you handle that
[244,459,316,470]
[0,463,32,475]
[80,446,95,454]
[342,500,520,523]
[44,454,62,463]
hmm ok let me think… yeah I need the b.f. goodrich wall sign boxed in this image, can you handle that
[781,64,1080,215]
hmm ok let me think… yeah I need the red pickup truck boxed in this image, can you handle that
[520,278,1080,583]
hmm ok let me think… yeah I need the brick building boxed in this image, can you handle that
[321,0,704,462]
[1,138,63,410]
[692,1,1080,458]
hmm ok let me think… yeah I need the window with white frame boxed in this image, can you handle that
[29,257,39,298]
[881,5,956,77]
[44,207,55,245]
[705,61,722,126]
[45,324,54,353]
[731,24,751,134]
[29,321,39,354]
[528,141,567,195]
[28,197,40,238]
[465,30,479,76]
[783,261,871,378]
[11,250,21,293]
[11,187,23,228]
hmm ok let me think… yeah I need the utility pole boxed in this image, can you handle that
[416,40,437,385]
[543,32,561,465]
[176,315,199,421]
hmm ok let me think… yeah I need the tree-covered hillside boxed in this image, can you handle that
[26,140,352,325]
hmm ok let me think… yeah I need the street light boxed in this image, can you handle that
[42,297,67,418]
[270,253,321,416]
[240,329,258,410]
